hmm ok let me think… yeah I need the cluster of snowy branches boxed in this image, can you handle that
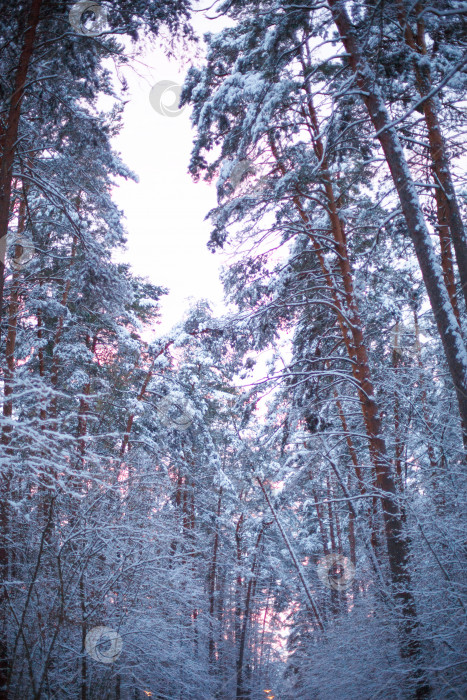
[0,1,466,699]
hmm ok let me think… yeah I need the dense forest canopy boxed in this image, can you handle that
[0,0,466,698]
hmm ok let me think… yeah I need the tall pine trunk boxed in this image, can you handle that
[396,0,467,315]
[327,0,467,449]
[0,0,43,328]
[273,56,430,692]
[0,188,30,697]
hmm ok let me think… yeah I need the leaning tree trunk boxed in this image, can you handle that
[396,0,467,315]
[273,52,430,693]
[327,0,467,447]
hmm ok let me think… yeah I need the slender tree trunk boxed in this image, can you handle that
[434,187,461,325]
[236,525,264,700]
[2,195,27,445]
[119,339,179,458]
[257,577,272,684]
[80,573,87,700]
[312,487,329,556]
[347,474,356,568]
[0,190,29,697]
[49,237,78,421]
[37,304,48,422]
[326,475,337,554]
[392,322,405,490]
[333,391,366,495]
[234,512,244,656]
[209,489,222,668]
[257,477,324,631]
[0,0,43,327]
[412,309,444,510]
[397,0,467,314]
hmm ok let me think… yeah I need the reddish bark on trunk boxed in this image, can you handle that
[0,0,43,328]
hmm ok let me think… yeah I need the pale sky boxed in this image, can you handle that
[111,10,230,334]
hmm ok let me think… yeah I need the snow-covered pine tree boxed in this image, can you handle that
[184,0,466,695]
